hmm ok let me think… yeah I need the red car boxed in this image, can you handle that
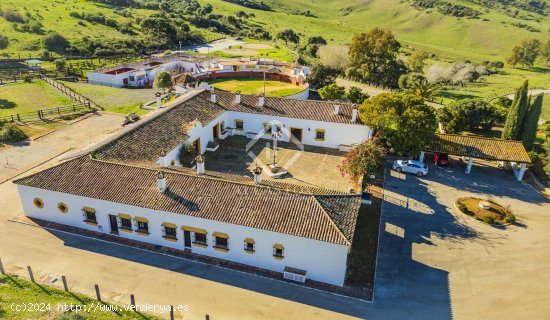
[433,153,450,166]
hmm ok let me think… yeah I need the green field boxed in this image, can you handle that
[200,0,549,62]
[208,77,306,97]
[60,81,154,115]
[0,274,159,319]
[0,0,155,57]
[0,80,72,116]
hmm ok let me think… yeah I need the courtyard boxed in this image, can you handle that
[202,136,355,192]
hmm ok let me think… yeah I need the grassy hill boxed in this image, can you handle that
[0,0,149,56]
[200,0,550,62]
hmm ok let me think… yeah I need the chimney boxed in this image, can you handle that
[252,166,262,184]
[352,108,358,123]
[159,148,167,168]
[210,89,216,103]
[157,171,167,193]
[155,92,162,109]
[334,104,340,115]
[195,155,205,174]
[235,90,241,104]
[258,93,265,107]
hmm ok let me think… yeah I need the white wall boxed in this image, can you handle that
[224,111,371,149]
[284,87,310,100]
[161,110,371,166]
[87,72,128,88]
[88,61,200,88]
[17,185,349,286]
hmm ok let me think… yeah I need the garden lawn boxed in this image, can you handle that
[60,81,155,115]
[208,77,305,97]
[0,80,72,117]
[0,274,160,319]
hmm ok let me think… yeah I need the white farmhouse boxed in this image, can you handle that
[87,54,205,88]
[14,90,372,287]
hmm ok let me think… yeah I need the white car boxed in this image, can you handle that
[392,160,429,177]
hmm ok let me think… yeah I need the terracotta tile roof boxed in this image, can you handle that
[210,91,360,125]
[14,157,359,245]
[426,134,531,163]
[92,91,225,165]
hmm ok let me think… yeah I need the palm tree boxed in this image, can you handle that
[408,79,439,100]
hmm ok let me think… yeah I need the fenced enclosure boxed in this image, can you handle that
[41,76,103,110]
[0,104,93,124]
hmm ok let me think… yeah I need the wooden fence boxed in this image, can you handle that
[41,75,103,110]
[0,104,93,124]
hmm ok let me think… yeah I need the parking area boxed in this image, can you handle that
[374,160,550,319]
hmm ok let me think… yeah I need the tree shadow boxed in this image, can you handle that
[0,99,17,109]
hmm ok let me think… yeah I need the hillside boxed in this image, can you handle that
[200,0,550,61]
[1,0,548,61]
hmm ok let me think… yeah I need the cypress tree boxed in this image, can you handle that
[521,94,543,150]
[502,80,529,140]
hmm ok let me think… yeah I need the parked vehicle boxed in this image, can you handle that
[433,153,450,166]
[392,160,429,177]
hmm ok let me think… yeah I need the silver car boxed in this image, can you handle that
[392,160,429,177]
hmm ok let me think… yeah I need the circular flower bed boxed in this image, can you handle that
[455,197,516,225]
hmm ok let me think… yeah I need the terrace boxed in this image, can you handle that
[201,136,355,193]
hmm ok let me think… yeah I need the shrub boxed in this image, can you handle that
[1,10,25,23]
[0,35,8,49]
[0,122,28,142]
[42,31,69,51]
[54,58,66,71]
[483,216,495,224]
[22,74,32,83]
[178,143,197,166]
[505,213,516,224]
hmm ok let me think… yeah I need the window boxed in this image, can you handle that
[129,76,135,81]
[273,243,284,259]
[162,222,177,240]
[136,221,149,234]
[120,218,132,230]
[193,232,207,246]
[165,226,177,238]
[315,129,325,141]
[220,120,225,130]
[213,232,229,251]
[57,202,68,213]
[244,238,255,253]
[215,237,228,248]
[33,198,44,209]
[82,208,97,225]
[235,119,244,130]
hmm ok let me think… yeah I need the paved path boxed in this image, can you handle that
[186,39,245,54]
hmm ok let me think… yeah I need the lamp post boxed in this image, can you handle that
[271,127,282,167]
[179,41,182,52]
[264,71,265,97]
